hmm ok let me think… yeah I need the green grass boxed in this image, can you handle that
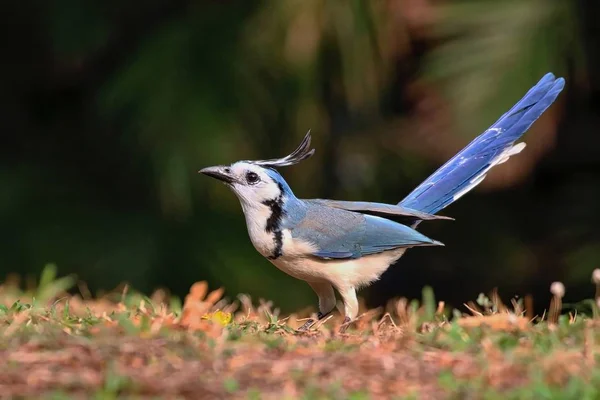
[1,268,600,399]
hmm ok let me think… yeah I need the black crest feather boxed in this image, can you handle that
[249,130,315,168]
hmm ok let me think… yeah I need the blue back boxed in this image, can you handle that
[399,73,565,215]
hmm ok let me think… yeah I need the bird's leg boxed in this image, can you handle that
[337,286,358,333]
[297,281,336,331]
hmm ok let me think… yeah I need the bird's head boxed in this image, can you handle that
[199,131,314,207]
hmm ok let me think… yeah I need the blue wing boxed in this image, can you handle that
[399,73,565,215]
[309,199,453,221]
[289,202,442,260]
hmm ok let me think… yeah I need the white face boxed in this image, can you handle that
[226,162,282,207]
[200,161,289,258]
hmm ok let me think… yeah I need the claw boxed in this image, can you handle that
[338,316,352,334]
[297,318,315,332]
[298,310,334,332]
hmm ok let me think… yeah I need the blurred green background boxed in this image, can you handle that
[1,0,598,313]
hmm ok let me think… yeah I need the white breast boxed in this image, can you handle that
[268,230,407,288]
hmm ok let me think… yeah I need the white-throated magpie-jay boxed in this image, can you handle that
[200,73,565,331]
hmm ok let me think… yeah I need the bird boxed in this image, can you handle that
[200,73,565,331]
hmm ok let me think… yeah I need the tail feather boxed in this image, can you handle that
[399,73,565,215]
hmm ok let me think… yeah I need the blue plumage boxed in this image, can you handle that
[400,73,565,215]
[309,199,452,222]
[285,200,441,260]
[199,72,566,330]
[263,169,442,260]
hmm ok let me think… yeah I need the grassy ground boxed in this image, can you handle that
[1,267,600,399]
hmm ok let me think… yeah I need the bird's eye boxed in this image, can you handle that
[246,171,260,185]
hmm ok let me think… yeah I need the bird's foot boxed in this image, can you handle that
[297,311,332,332]
[338,316,352,334]
[297,318,315,332]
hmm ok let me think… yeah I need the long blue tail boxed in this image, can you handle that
[399,73,565,215]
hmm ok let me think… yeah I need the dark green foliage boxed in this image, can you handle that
[0,0,598,314]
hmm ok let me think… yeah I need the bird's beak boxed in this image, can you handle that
[198,165,236,184]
